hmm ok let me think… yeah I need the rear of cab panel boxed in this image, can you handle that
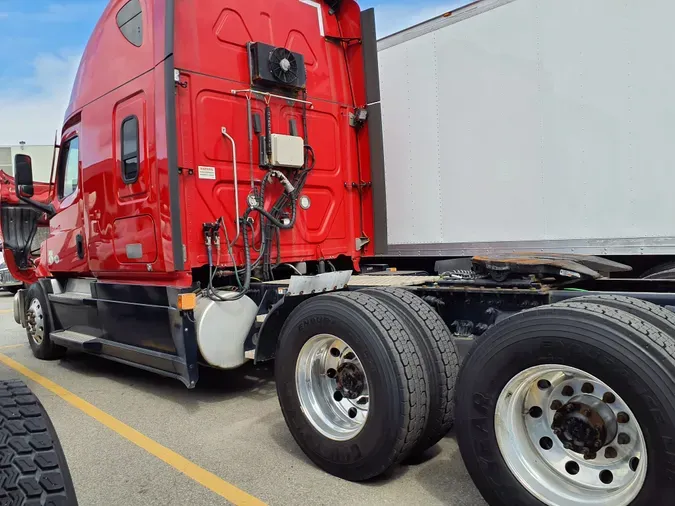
[173,0,374,270]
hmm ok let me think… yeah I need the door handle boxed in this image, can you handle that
[76,234,85,259]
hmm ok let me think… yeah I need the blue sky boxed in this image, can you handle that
[0,0,464,145]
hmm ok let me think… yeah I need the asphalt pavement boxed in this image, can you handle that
[0,291,487,506]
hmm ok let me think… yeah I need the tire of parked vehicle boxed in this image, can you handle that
[0,379,77,505]
[455,303,675,506]
[359,287,459,455]
[275,291,428,481]
[24,283,66,360]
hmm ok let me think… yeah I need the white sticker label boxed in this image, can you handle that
[198,166,216,180]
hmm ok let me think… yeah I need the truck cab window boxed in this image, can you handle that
[117,0,143,47]
[58,137,79,199]
[121,116,139,183]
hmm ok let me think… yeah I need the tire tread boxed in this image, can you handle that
[558,301,675,360]
[360,287,458,452]
[0,379,76,505]
[331,291,428,465]
[558,294,675,339]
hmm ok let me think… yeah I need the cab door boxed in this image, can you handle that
[45,129,88,274]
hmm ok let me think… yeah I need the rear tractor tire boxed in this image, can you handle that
[275,291,429,481]
[456,303,675,506]
[359,287,459,455]
[24,284,66,361]
[557,293,675,337]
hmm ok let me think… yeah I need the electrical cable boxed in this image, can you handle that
[275,263,303,276]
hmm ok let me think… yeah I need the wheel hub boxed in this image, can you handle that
[495,364,647,506]
[26,298,45,345]
[552,394,618,457]
[336,362,365,399]
[295,334,370,441]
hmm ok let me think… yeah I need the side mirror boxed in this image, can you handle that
[14,154,34,198]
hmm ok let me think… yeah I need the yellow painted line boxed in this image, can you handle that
[0,344,25,350]
[0,354,267,506]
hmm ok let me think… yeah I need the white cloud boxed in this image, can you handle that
[373,1,468,37]
[0,50,81,145]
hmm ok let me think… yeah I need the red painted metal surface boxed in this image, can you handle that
[0,0,373,286]
[174,0,373,270]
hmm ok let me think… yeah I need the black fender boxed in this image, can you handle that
[254,294,309,363]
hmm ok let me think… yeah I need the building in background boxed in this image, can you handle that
[0,143,56,183]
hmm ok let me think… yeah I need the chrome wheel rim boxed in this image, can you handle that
[26,298,45,345]
[295,334,370,441]
[495,364,647,506]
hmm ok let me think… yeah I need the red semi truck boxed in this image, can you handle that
[3,0,675,504]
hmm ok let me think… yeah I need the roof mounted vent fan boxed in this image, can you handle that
[269,48,299,86]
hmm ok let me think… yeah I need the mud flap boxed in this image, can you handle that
[1,206,42,270]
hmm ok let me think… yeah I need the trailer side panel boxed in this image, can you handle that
[379,0,675,256]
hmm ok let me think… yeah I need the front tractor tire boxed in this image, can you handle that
[456,303,675,506]
[275,291,429,481]
[25,284,65,361]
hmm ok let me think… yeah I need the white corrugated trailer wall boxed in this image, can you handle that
[377,0,675,256]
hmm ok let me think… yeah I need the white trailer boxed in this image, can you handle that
[377,0,675,259]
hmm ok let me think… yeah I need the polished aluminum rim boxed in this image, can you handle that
[495,364,647,506]
[26,298,45,345]
[295,334,369,441]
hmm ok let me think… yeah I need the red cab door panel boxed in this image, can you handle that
[46,135,89,274]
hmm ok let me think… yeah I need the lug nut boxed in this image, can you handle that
[605,447,618,459]
[550,400,563,410]
[617,412,630,424]
[603,392,616,404]
[553,428,562,436]
[326,368,336,378]
[582,409,591,417]
[564,442,573,450]
[618,433,631,445]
